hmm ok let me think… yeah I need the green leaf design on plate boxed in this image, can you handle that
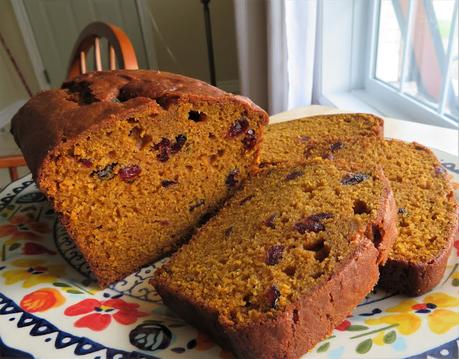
[9,242,21,251]
[383,330,396,344]
[53,282,70,287]
[356,339,372,354]
[66,289,83,294]
[452,278,459,287]
[317,342,330,353]
[347,325,369,331]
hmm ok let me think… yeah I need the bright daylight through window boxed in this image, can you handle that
[374,0,458,124]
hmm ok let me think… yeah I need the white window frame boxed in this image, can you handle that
[314,0,459,130]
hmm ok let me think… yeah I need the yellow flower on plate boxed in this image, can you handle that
[365,292,459,335]
[2,259,65,288]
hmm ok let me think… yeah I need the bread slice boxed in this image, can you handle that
[11,70,268,287]
[300,138,458,295]
[152,162,397,359]
[262,117,457,295]
[260,113,383,167]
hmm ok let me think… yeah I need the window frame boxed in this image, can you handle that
[315,0,459,129]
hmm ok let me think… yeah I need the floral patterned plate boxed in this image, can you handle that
[0,148,458,359]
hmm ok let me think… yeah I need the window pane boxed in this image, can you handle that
[402,0,456,110]
[375,0,403,87]
[375,0,458,122]
[445,26,458,119]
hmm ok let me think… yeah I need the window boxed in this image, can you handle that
[370,0,458,126]
[315,0,459,129]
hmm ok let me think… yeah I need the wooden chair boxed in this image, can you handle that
[1,22,139,182]
[67,21,139,80]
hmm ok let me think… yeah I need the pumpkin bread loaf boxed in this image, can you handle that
[11,70,268,287]
[260,113,383,167]
[153,162,397,359]
[262,118,457,296]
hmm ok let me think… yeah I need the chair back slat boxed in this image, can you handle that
[94,37,102,71]
[79,50,87,74]
[109,45,116,70]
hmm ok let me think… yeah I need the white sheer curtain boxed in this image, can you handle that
[234,0,318,115]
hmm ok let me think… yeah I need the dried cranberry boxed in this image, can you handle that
[225,169,240,188]
[153,138,171,162]
[92,163,116,180]
[189,199,205,212]
[341,173,369,185]
[239,194,255,205]
[294,220,324,234]
[265,285,280,308]
[294,213,333,234]
[79,159,93,167]
[322,152,334,160]
[398,207,408,216]
[227,118,249,137]
[330,142,344,152]
[171,134,187,153]
[119,165,141,183]
[285,170,304,181]
[161,179,177,187]
[264,213,277,229]
[434,166,446,176]
[224,226,233,237]
[309,213,334,221]
[266,245,284,265]
[242,129,257,150]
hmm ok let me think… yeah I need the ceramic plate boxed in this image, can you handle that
[0,148,457,359]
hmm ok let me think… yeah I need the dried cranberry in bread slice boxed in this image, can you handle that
[260,113,383,167]
[11,70,268,287]
[300,138,458,295]
[152,161,397,359]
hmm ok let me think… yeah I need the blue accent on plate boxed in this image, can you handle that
[0,292,157,359]
[0,178,34,211]
[405,338,459,359]
[0,337,34,359]
[442,162,459,174]
[16,192,46,204]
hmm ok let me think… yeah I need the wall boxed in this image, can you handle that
[146,0,239,92]
[0,0,41,110]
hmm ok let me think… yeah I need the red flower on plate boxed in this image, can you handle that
[0,214,49,241]
[64,298,148,331]
[335,319,351,331]
[22,242,56,255]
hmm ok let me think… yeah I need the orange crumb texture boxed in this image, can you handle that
[261,121,457,265]
[154,162,388,327]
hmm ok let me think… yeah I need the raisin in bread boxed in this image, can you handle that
[260,113,383,167]
[11,70,268,287]
[302,138,458,295]
[152,161,397,359]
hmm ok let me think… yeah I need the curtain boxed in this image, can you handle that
[234,0,318,115]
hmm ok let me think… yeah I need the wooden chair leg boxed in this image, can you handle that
[9,167,19,181]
